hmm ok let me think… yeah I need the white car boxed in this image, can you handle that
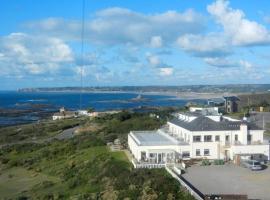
[242,160,262,171]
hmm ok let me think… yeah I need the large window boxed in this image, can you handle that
[196,149,200,156]
[204,135,212,142]
[215,135,220,141]
[204,149,210,156]
[193,136,201,142]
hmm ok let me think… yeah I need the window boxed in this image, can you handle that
[215,135,220,141]
[235,134,238,141]
[141,152,146,161]
[182,151,190,158]
[225,135,230,142]
[247,134,252,142]
[204,149,210,156]
[193,136,201,142]
[149,153,155,158]
[204,135,212,142]
[196,149,200,156]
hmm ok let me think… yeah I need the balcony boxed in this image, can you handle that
[132,159,166,168]
[225,140,269,146]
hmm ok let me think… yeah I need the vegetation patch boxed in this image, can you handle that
[0,110,194,199]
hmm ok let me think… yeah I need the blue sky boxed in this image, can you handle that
[1,0,270,90]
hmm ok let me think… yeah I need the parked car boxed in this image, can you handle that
[242,160,262,170]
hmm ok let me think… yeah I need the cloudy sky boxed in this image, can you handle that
[1,0,270,89]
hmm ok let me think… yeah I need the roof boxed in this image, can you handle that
[130,130,186,146]
[223,96,240,101]
[169,116,261,132]
[207,98,225,104]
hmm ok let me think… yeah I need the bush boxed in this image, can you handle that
[214,159,224,165]
[201,159,211,166]
[0,156,9,164]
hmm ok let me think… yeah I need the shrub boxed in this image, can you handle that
[201,159,211,166]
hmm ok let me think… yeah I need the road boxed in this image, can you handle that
[54,127,77,140]
[250,112,270,130]
[0,126,79,148]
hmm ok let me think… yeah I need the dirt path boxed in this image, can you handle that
[0,126,79,149]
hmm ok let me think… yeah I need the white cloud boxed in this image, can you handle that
[177,33,230,57]
[204,57,236,68]
[239,60,253,71]
[159,67,174,76]
[25,7,205,46]
[205,57,254,69]
[146,53,161,66]
[207,0,270,46]
[0,33,73,76]
[150,36,163,48]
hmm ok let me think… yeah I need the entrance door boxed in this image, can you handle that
[141,151,146,161]
[158,154,162,163]
[224,150,230,161]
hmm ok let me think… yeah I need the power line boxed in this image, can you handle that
[79,0,86,110]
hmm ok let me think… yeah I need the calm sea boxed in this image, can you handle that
[0,91,204,127]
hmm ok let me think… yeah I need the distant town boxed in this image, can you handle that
[17,84,270,94]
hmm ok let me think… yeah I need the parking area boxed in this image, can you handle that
[182,164,270,200]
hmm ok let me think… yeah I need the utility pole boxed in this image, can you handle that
[79,0,86,111]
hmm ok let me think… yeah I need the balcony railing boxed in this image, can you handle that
[132,159,166,168]
[224,140,269,146]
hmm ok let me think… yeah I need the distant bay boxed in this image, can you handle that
[0,91,205,127]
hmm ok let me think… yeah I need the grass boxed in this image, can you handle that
[0,167,59,199]
[0,118,84,145]
[0,111,194,199]
[224,111,247,119]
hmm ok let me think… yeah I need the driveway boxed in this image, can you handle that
[54,126,77,140]
[182,164,270,200]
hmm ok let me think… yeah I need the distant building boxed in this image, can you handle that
[207,98,225,107]
[189,106,220,115]
[207,96,240,113]
[52,107,77,120]
[224,96,240,113]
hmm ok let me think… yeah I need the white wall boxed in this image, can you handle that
[250,130,264,143]
[191,142,220,159]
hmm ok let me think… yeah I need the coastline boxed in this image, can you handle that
[16,90,242,100]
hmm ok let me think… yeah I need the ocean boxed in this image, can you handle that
[0,91,204,127]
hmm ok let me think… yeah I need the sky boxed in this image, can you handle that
[1,0,270,90]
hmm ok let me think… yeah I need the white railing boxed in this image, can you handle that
[132,160,166,169]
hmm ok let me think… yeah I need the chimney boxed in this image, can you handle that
[240,123,248,145]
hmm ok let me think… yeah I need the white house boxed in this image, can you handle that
[128,109,270,168]
[52,107,77,120]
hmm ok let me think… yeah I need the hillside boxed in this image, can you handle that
[238,93,270,109]
[0,110,194,199]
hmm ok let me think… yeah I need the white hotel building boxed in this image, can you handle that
[128,108,270,167]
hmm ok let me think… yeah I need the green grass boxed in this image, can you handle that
[224,112,246,119]
[0,111,194,199]
[0,118,85,144]
[0,167,59,199]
